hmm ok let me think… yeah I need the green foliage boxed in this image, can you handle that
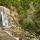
[22,31,36,38]
[19,17,37,32]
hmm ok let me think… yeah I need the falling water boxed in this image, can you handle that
[0,6,9,28]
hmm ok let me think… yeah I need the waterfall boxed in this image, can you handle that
[0,6,9,29]
[1,12,9,28]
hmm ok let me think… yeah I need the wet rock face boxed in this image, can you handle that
[0,6,11,29]
[0,6,18,29]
